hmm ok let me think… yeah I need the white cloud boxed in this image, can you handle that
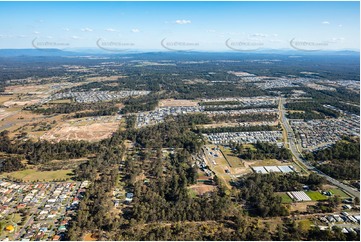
[207,29,216,33]
[63,28,70,32]
[175,19,191,25]
[338,24,343,28]
[33,31,40,34]
[105,28,117,32]
[71,36,80,39]
[131,28,140,33]
[81,27,93,32]
[322,21,330,24]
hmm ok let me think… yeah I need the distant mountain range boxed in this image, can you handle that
[0,48,359,57]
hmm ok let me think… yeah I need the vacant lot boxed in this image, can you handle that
[0,95,15,105]
[220,146,244,168]
[3,169,73,182]
[189,184,216,195]
[159,99,199,107]
[42,117,120,142]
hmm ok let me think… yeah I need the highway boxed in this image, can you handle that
[279,97,360,199]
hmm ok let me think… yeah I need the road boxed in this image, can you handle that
[279,97,360,199]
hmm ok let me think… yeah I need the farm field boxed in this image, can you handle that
[2,168,73,182]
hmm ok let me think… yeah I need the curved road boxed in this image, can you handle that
[279,97,360,199]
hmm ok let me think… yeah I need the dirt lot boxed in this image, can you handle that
[42,122,119,142]
[3,99,41,107]
[159,99,199,107]
[85,75,125,82]
[289,201,317,212]
[83,233,97,241]
[189,183,216,195]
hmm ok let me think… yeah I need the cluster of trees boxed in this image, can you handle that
[67,113,289,240]
[307,137,360,180]
[122,115,207,153]
[120,94,159,114]
[25,102,118,115]
[204,104,278,112]
[287,111,325,120]
[73,107,118,118]
[298,87,360,115]
[231,141,292,161]
[285,101,340,120]
[200,101,240,106]
[210,113,278,123]
[0,156,25,173]
[236,173,325,217]
[0,130,99,165]
[194,125,277,134]
[273,219,359,241]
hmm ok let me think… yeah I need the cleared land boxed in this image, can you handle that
[159,99,199,107]
[41,117,121,142]
[188,184,217,195]
[219,146,244,168]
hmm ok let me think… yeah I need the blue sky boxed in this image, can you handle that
[0,1,359,51]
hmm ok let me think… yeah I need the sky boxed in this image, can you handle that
[0,1,359,51]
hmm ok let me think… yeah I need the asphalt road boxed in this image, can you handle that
[279,97,360,199]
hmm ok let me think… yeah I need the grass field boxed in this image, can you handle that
[278,193,293,203]
[220,146,244,168]
[329,189,350,199]
[305,191,327,201]
[187,188,198,198]
[298,219,312,232]
[3,169,73,182]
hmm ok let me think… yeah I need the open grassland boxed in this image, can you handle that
[278,193,293,203]
[2,169,73,182]
[305,191,327,201]
[219,146,244,168]
[329,188,351,199]
[297,219,313,232]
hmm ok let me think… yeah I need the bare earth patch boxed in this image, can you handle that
[3,99,41,107]
[42,122,119,142]
[189,184,216,195]
[159,99,199,107]
[83,233,97,241]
